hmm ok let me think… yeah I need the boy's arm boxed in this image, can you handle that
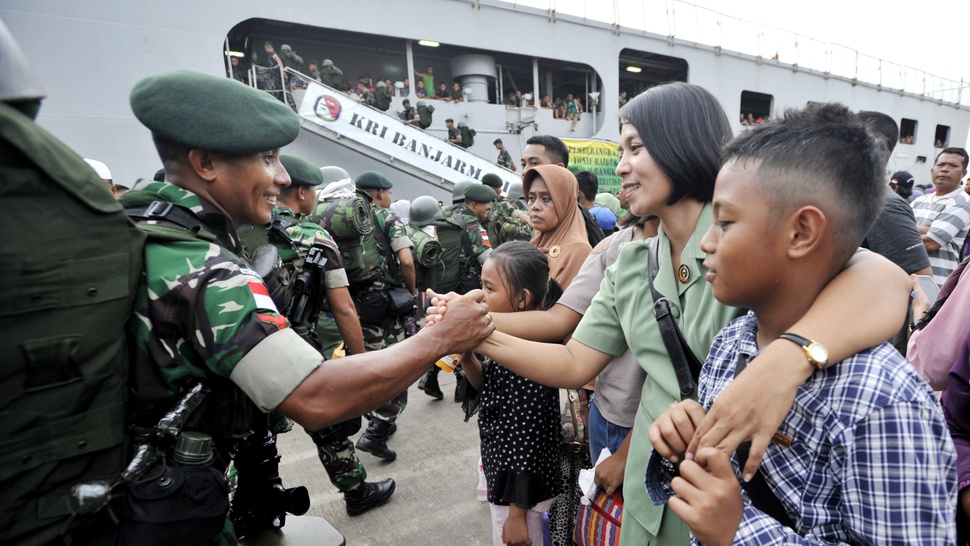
[688,250,909,479]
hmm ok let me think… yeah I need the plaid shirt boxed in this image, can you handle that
[647,312,957,545]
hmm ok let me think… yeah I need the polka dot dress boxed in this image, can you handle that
[477,358,563,507]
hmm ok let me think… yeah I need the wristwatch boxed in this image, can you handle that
[778,332,830,370]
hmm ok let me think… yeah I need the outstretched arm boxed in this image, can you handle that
[490,303,582,342]
[475,332,611,389]
[688,250,909,479]
[278,291,493,430]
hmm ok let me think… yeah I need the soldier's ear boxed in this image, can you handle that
[188,149,217,182]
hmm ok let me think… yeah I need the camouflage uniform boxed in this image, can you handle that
[362,206,414,425]
[460,207,493,280]
[273,206,368,494]
[496,147,513,169]
[126,180,323,545]
[487,197,533,246]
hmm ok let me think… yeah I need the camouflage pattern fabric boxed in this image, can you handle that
[487,198,532,246]
[270,207,371,493]
[361,206,412,425]
[496,147,513,169]
[461,208,493,271]
[127,181,289,414]
[125,181,298,546]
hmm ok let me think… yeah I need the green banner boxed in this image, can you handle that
[563,139,622,194]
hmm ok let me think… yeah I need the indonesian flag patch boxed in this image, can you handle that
[248,281,279,313]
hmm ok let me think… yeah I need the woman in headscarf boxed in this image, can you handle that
[523,165,592,289]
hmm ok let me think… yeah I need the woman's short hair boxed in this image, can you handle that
[619,82,732,205]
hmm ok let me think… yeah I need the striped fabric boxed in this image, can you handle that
[911,189,970,285]
[574,489,623,546]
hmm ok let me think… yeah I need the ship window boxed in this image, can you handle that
[899,118,917,144]
[935,125,950,148]
[618,49,688,100]
[739,91,772,126]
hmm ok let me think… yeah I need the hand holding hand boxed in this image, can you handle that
[648,399,706,463]
[419,289,493,355]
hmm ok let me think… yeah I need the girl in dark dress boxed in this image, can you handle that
[462,241,563,546]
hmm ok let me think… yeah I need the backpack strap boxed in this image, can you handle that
[126,200,218,243]
[646,237,703,398]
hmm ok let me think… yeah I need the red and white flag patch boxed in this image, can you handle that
[248,281,279,313]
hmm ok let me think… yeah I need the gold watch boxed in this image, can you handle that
[779,332,829,370]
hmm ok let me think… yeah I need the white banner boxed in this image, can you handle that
[299,82,519,189]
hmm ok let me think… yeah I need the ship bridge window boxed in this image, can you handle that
[935,125,950,148]
[740,91,772,126]
[618,49,688,101]
[899,118,917,145]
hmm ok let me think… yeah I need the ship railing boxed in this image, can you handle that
[485,0,967,108]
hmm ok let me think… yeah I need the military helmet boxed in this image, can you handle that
[458,121,468,128]
[0,18,46,103]
[452,179,474,203]
[409,196,446,227]
[417,100,427,107]
[506,181,524,203]
[280,44,292,52]
[320,165,351,184]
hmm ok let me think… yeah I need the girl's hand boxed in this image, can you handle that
[502,506,533,546]
[424,288,461,327]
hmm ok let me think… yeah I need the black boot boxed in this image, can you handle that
[355,420,396,461]
[344,478,396,516]
[422,368,444,400]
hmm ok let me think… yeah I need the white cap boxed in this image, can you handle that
[83,158,112,180]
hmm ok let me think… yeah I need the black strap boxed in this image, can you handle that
[126,200,206,232]
[371,208,406,287]
[733,355,798,529]
[646,237,703,398]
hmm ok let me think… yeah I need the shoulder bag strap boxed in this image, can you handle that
[646,237,703,398]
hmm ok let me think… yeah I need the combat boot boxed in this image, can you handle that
[355,420,396,461]
[421,368,444,400]
[344,478,396,516]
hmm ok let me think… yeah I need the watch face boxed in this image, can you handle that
[808,344,829,363]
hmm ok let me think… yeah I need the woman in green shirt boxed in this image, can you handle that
[470,82,910,544]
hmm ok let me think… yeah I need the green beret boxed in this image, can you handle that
[279,154,323,187]
[481,173,503,188]
[130,70,300,154]
[464,184,496,203]
[355,170,393,189]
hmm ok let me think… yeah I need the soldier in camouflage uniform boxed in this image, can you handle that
[418,184,495,400]
[116,70,494,544]
[267,154,395,516]
[493,138,516,172]
[352,171,417,461]
[481,172,533,246]
[444,118,462,146]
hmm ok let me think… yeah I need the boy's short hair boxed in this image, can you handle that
[525,135,570,167]
[721,102,885,263]
[575,170,598,201]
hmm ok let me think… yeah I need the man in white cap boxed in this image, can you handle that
[83,158,115,196]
